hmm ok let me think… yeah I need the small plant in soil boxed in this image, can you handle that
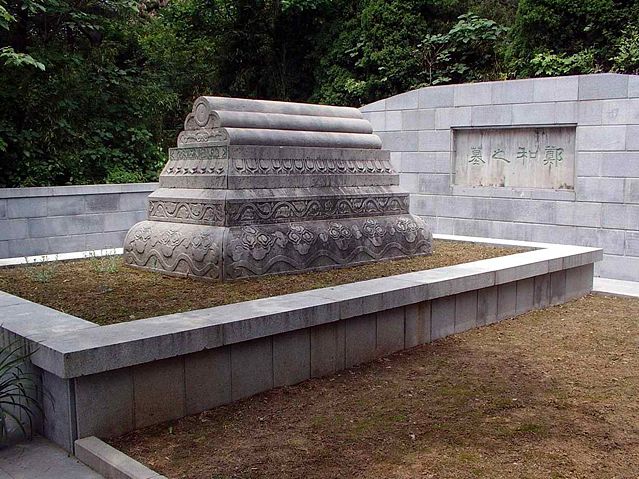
[0,339,42,444]
[24,256,58,283]
[87,251,121,274]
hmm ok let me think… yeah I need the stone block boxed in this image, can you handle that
[555,202,602,227]
[627,126,639,151]
[579,74,628,100]
[492,79,534,104]
[75,436,167,479]
[404,301,431,348]
[497,282,517,321]
[360,99,386,112]
[511,102,556,125]
[435,107,471,129]
[555,102,578,123]
[601,204,630,229]
[533,76,579,102]
[377,131,419,152]
[630,76,639,98]
[86,231,125,250]
[133,356,185,428]
[550,270,566,305]
[310,321,345,377]
[454,83,492,106]
[344,313,377,367]
[454,290,477,333]
[42,371,74,452]
[273,329,310,387]
[0,219,28,241]
[599,152,639,177]
[575,177,625,203]
[376,307,405,356]
[184,346,231,415]
[598,253,639,282]
[533,274,551,309]
[0,199,6,218]
[401,152,450,174]
[577,126,626,151]
[626,178,639,204]
[85,194,120,213]
[117,193,149,212]
[385,110,402,131]
[418,130,451,151]
[7,237,49,257]
[419,85,455,108]
[0,240,8,258]
[7,197,48,219]
[626,231,639,257]
[577,101,603,125]
[385,90,418,110]
[431,295,455,340]
[231,336,273,401]
[471,105,512,126]
[477,286,498,325]
[402,109,435,130]
[47,195,85,216]
[565,264,594,299]
[515,278,534,315]
[28,214,105,238]
[103,211,146,232]
[367,111,386,131]
[410,195,438,217]
[48,234,86,255]
[399,172,419,192]
[418,174,451,195]
[602,99,639,125]
[574,227,625,255]
[75,368,134,439]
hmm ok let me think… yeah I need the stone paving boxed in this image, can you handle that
[0,436,102,479]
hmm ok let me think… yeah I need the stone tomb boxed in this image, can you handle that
[123,97,433,279]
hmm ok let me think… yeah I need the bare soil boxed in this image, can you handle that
[111,294,639,479]
[0,240,524,325]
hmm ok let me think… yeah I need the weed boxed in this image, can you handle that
[87,251,120,274]
[24,256,58,283]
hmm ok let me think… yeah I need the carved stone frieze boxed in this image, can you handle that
[226,195,409,225]
[148,200,225,226]
[123,221,223,279]
[177,128,229,147]
[225,215,432,279]
[232,157,393,175]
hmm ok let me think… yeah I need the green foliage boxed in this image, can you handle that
[0,0,637,187]
[0,340,42,441]
[612,26,639,74]
[415,13,508,86]
[24,256,58,283]
[530,50,597,76]
[88,252,120,274]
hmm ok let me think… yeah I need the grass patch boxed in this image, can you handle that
[111,295,639,479]
[0,240,525,325]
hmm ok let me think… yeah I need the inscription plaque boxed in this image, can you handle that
[453,126,575,189]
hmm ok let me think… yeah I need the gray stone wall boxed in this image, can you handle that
[0,183,156,259]
[361,73,639,281]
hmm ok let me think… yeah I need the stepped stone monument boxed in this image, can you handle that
[123,97,433,279]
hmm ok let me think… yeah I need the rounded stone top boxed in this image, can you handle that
[180,96,382,149]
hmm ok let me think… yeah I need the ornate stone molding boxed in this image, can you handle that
[148,200,225,226]
[232,157,393,175]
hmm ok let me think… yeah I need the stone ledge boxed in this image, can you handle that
[0,183,158,199]
[75,436,167,479]
[17,239,602,379]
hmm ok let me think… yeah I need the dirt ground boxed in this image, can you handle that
[111,294,639,479]
[0,240,524,325]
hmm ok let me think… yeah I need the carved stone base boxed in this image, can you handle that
[123,215,433,280]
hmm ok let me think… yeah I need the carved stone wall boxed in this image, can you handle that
[123,96,433,280]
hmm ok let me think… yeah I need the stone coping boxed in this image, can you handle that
[0,236,602,379]
[0,183,157,199]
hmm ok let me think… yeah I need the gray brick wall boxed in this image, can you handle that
[0,183,156,258]
[361,73,639,282]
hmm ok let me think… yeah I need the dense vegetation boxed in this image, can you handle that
[1,0,638,187]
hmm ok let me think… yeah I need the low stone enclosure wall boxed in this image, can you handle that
[361,73,639,282]
[0,238,601,453]
[0,183,154,259]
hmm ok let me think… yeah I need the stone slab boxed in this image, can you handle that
[231,337,273,401]
[375,308,405,356]
[344,313,377,367]
[454,290,477,333]
[184,346,231,415]
[75,436,166,479]
[310,321,345,377]
[404,301,431,348]
[431,295,455,340]
[273,329,311,387]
